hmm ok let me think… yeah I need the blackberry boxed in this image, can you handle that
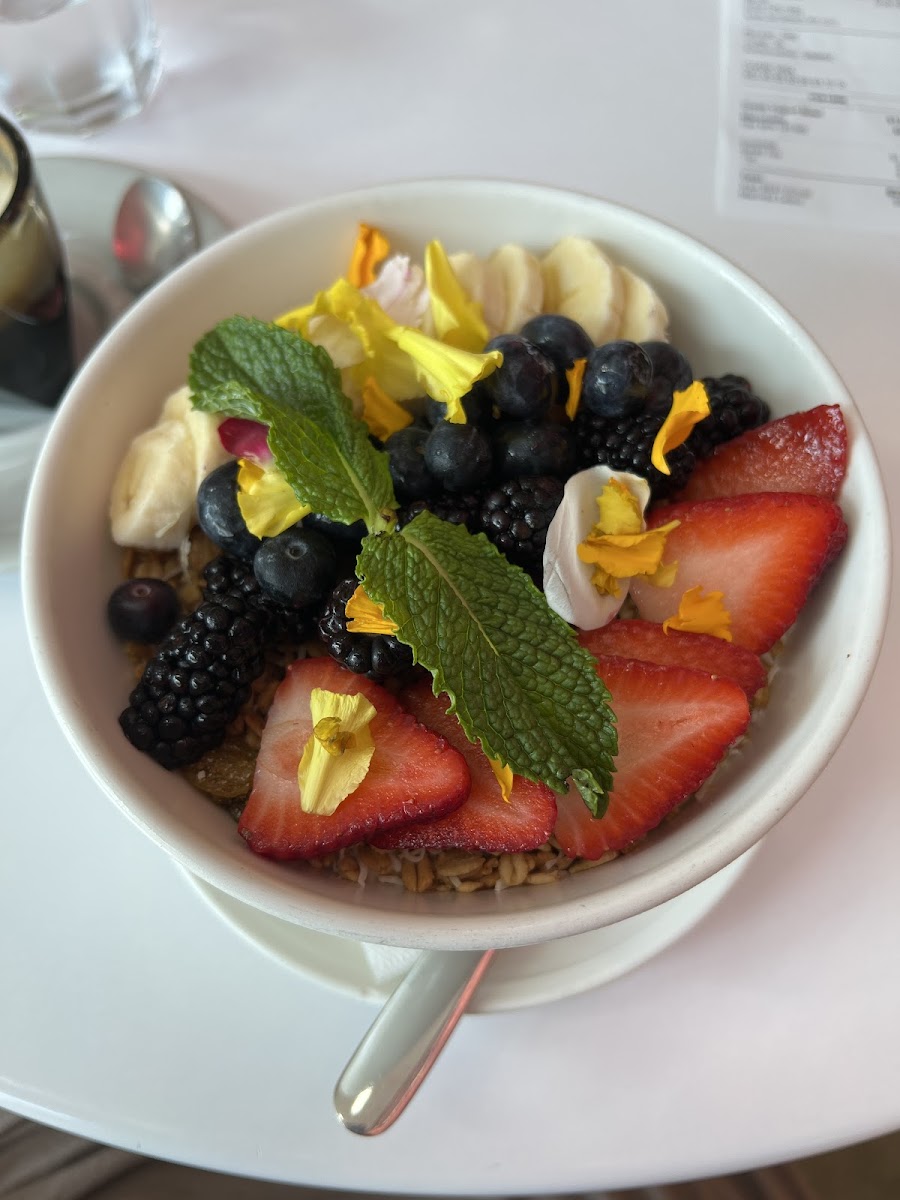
[478,476,564,576]
[317,576,414,681]
[118,556,305,769]
[396,491,483,532]
[690,374,771,460]
[573,407,695,500]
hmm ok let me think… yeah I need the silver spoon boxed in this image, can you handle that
[112,175,200,294]
[335,948,495,1136]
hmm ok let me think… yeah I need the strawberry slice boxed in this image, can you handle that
[629,492,847,654]
[372,680,558,853]
[553,655,750,859]
[680,405,848,501]
[238,658,470,860]
[579,619,767,700]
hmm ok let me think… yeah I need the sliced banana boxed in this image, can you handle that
[540,236,624,345]
[618,265,669,343]
[448,250,505,336]
[485,244,543,334]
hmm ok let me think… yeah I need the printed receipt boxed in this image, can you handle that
[718,0,900,228]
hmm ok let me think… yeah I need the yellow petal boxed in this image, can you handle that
[425,239,489,352]
[385,326,502,422]
[347,223,390,288]
[565,358,586,421]
[361,376,413,441]
[651,380,710,476]
[577,519,680,587]
[486,756,514,804]
[663,585,733,641]
[595,477,644,535]
[345,584,399,635]
[236,459,311,538]
[297,688,377,815]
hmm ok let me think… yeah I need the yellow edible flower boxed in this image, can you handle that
[361,376,413,441]
[386,326,502,422]
[565,358,587,420]
[577,478,679,597]
[651,381,710,476]
[663,586,733,641]
[486,756,514,804]
[345,585,399,635]
[297,688,377,815]
[236,459,311,537]
[347,223,389,287]
[424,239,489,352]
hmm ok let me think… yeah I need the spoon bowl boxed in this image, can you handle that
[113,175,199,294]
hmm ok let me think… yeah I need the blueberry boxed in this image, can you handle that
[424,423,494,492]
[641,341,693,391]
[425,386,493,427]
[481,334,558,421]
[384,426,436,502]
[519,314,593,396]
[494,422,575,480]
[107,578,180,643]
[252,526,338,609]
[303,512,367,545]
[580,341,653,418]
[196,461,262,562]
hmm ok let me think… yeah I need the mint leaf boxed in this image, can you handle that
[357,512,617,800]
[188,318,395,531]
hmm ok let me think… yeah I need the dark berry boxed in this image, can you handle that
[689,374,771,459]
[196,461,262,562]
[580,341,653,418]
[384,426,435,501]
[397,491,482,531]
[317,577,414,682]
[641,342,693,391]
[424,386,493,427]
[478,476,564,575]
[253,525,338,609]
[424,422,493,492]
[303,512,367,545]
[481,334,558,421]
[519,313,593,399]
[574,406,695,500]
[493,421,575,481]
[107,578,179,643]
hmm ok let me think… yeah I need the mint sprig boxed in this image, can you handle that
[357,512,617,805]
[189,318,396,531]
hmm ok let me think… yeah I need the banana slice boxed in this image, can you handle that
[485,244,543,334]
[618,266,669,343]
[448,250,505,336]
[540,236,624,345]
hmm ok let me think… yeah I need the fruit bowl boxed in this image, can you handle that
[21,180,890,951]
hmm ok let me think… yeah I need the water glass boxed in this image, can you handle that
[0,0,161,135]
[0,114,74,407]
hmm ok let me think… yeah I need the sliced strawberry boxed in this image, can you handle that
[579,619,767,700]
[630,493,847,654]
[372,680,558,854]
[680,405,848,501]
[238,658,470,859]
[553,655,750,859]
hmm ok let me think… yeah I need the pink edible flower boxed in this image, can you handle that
[218,417,272,463]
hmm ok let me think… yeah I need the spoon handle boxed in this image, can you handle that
[334,948,495,1136]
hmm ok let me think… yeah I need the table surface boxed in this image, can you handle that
[3,0,900,1192]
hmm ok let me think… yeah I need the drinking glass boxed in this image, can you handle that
[0,0,161,135]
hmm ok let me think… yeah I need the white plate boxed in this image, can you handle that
[0,156,228,572]
[187,844,760,1012]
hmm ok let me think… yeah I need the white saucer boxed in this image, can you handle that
[0,156,230,572]
[186,843,760,1013]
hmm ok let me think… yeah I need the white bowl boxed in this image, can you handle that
[22,179,891,951]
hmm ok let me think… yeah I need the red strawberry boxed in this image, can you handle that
[579,619,766,700]
[629,493,847,654]
[238,658,470,860]
[372,680,558,853]
[680,405,848,501]
[553,655,750,859]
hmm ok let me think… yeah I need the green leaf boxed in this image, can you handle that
[357,512,617,800]
[188,317,396,531]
